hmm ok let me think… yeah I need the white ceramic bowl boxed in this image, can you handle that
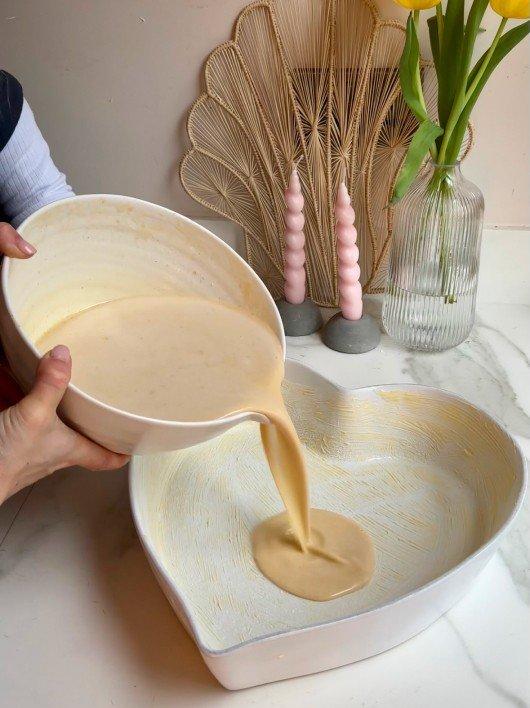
[0,195,284,454]
[130,359,526,690]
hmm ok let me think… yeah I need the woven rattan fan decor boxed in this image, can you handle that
[180,0,472,306]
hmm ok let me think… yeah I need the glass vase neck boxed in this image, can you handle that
[425,160,463,188]
[428,159,461,172]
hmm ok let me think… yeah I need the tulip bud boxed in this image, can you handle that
[490,0,529,18]
[392,0,442,10]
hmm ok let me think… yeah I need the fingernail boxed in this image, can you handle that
[50,345,70,362]
[18,238,37,256]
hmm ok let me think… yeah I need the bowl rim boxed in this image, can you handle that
[1,194,286,428]
[129,358,528,656]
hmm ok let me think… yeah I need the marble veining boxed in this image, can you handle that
[444,616,527,708]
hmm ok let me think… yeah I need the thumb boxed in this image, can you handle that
[24,345,72,416]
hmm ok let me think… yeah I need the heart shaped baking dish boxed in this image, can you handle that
[129,360,526,690]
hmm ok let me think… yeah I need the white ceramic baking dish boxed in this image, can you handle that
[129,359,526,690]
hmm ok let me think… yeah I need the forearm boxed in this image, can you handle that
[0,99,74,227]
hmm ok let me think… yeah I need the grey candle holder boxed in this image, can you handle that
[322,312,380,353]
[275,298,323,336]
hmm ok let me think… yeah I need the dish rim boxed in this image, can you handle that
[129,358,528,656]
[0,193,285,429]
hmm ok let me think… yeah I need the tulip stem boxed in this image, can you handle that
[465,17,507,101]
[412,10,426,118]
[412,10,438,160]
[438,17,507,165]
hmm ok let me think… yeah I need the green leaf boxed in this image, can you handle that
[461,0,489,79]
[437,0,464,129]
[427,16,440,77]
[391,120,444,203]
[446,20,530,163]
[399,14,428,123]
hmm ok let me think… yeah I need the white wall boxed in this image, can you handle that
[0,0,528,228]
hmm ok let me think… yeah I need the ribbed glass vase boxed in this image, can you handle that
[383,160,484,351]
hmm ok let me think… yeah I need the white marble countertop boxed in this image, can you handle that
[1,232,529,706]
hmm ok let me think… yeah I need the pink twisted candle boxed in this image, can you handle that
[283,167,306,305]
[335,182,362,320]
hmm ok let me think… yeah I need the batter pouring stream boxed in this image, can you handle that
[37,295,374,600]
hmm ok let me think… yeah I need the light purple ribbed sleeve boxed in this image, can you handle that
[0,99,74,228]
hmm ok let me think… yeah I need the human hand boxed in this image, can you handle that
[0,223,129,504]
[0,220,38,258]
[0,345,129,503]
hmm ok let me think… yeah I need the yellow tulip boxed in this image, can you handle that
[393,0,441,9]
[490,0,530,17]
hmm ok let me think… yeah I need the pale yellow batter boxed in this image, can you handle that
[37,295,374,601]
